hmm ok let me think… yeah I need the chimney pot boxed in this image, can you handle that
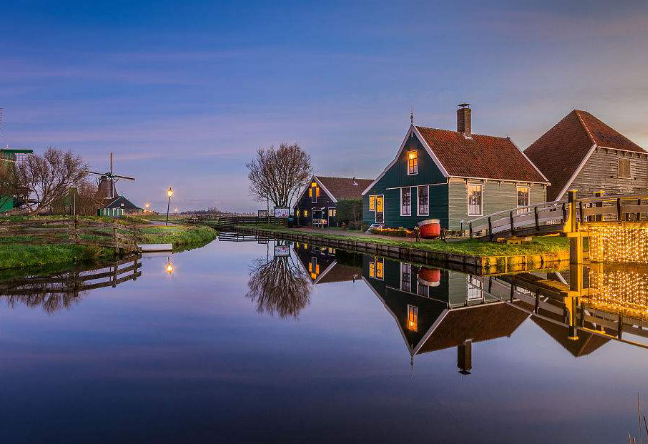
[457,103,471,137]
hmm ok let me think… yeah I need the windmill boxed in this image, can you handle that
[89,153,135,201]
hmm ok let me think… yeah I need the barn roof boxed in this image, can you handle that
[525,110,646,201]
[417,302,529,355]
[415,126,549,183]
[317,176,374,201]
[104,195,141,210]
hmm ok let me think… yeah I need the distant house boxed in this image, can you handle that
[293,242,361,284]
[294,176,373,227]
[362,105,549,230]
[98,195,142,217]
[525,110,648,201]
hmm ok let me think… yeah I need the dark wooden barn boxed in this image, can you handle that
[525,110,648,201]
[294,176,373,227]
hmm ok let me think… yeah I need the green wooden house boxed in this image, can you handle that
[362,105,550,230]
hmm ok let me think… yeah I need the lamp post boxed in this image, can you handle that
[145,202,150,213]
[166,187,173,226]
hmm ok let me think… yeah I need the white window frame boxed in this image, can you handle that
[467,183,483,217]
[516,185,530,215]
[407,150,418,175]
[417,185,429,216]
[400,187,412,216]
[400,262,412,292]
[467,276,484,303]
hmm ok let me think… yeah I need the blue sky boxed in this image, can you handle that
[1,0,647,212]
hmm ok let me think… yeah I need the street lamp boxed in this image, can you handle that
[166,187,173,226]
[145,202,150,213]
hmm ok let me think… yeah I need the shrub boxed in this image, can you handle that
[336,199,362,226]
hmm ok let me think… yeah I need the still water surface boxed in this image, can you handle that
[0,237,647,443]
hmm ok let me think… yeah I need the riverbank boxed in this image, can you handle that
[0,218,217,271]
[234,224,570,274]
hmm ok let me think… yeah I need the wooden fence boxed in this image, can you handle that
[0,255,142,309]
[461,194,648,240]
[0,218,140,254]
[187,215,287,229]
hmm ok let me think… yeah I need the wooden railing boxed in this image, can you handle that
[461,193,648,239]
[0,255,142,308]
[461,201,567,239]
[188,215,287,228]
[0,218,140,254]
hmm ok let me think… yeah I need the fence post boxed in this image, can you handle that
[509,211,515,236]
[469,222,473,239]
[534,206,540,231]
[616,198,623,221]
[594,191,604,222]
[113,222,118,256]
[74,215,79,244]
[488,216,492,240]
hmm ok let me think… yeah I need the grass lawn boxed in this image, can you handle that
[138,225,217,248]
[0,216,217,272]
[238,224,569,257]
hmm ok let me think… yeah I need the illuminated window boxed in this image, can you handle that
[407,150,418,175]
[304,210,308,217]
[401,188,412,216]
[418,185,429,216]
[376,258,384,279]
[619,158,631,179]
[328,208,336,217]
[310,183,320,203]
[369,261,375,278]
[296,209,300,217]
[369,195,376,211]
[467,183,482,216]
[407,304,418,331]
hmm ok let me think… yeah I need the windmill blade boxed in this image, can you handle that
[112,174,135,181]
[89,171,107,176]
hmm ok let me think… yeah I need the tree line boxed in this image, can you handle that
[0,147,100,215]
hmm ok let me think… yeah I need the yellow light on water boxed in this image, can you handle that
[165,260,174,274]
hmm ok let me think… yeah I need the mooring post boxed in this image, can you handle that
[567,190,583,265]
[594,190,604,222]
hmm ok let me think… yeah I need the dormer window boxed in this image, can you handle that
[407,150,418,175]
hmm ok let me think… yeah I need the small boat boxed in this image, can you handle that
[417,219,441,239]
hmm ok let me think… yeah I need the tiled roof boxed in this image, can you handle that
[531,317,609,358]
[317,176,374,200]
[417,302,528,354]
[317,263,361,284]
[415,126,548,183]
[525,110,646,201]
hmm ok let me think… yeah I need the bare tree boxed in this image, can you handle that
[247,143,312,209]
[14,147,89,214]
[246,248,312,319]
[0,158,16,204]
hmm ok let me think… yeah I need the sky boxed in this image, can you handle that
[1,0,647,212]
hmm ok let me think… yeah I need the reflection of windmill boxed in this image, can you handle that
[90,153,135,200]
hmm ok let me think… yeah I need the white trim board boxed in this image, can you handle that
[554,143,597,201]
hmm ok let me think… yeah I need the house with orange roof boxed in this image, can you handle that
[525,110,648,202]
[362,104,550,230]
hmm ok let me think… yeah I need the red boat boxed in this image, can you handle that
[418,268,441,287]
[417,219,441,239]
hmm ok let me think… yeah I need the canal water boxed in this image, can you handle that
[1,236,647,444]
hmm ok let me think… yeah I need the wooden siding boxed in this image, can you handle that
[448,180,547,230]
[294,184,337,226]
[563,147,648,201]
[363,131,449,228]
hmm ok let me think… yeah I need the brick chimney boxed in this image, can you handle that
[457,103,471,137]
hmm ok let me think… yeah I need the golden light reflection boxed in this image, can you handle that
[165,258,174,275]
[585,268,648,320]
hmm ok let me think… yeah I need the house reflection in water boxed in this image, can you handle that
[361,256,529,373]
[293,242,361,285]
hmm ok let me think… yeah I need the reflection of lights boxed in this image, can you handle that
[165,257,174,274]
[586,269,648,319]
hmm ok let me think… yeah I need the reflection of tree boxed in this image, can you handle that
[246,255,312,319]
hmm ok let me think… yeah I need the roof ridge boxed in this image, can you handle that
[415,125,511,141]
[317,175,373,181]
[573,110,597,146]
